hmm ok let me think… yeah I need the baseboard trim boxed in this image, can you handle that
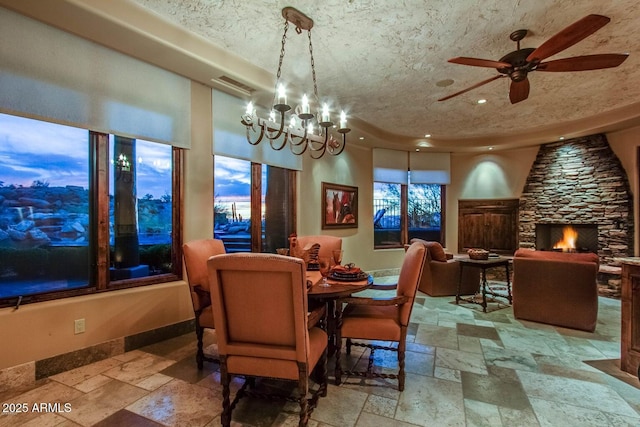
[34,319,195,380]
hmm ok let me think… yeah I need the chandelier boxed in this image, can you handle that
[240,7,351,159]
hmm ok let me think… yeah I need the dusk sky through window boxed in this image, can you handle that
[0,113,171,198]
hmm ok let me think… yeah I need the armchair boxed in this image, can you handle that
[207,253,328,427]
[409,238,480,296]
[512,249,599,332]
[334,242,426,391]
[182,238,226,369]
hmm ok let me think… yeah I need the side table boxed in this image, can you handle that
[457,256,512,312]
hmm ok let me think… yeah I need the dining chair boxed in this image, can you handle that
[207,253,328,427]
[182,238,226,369]
[334,241,426,391]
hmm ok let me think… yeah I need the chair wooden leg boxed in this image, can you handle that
[195,324,204,370]
[298,367,310,427]
[334,309,343,385]
[220,356,232,427]
[320,347,328,397]
[398,337,406,392]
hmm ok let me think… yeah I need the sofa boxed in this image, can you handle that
[408,239,480,297]
[512,249,599,332]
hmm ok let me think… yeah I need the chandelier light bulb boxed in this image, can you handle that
[321,103,330,123]
[245,101,254,116]
[277,84,287,107]
[339,111,347,130]
[269,110,276,122]
[301,94,310,115]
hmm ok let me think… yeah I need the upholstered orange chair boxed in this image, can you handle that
[409,238,480,296]
[334,242,426,391]
[182,238,226,369]
[512,249,599,332]
[291,234,342,261]
[207,253,328,427]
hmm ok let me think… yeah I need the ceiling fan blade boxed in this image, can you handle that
[538,54,629,72]
[509,78,530,104]
[449,57,512,69]
[438,75,504,101]
[526,14,611,62]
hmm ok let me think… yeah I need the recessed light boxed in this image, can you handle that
[477,99,487,104]
[424,134,431,138]
[559,136,565,140]
[436,79,454,87]
[415,148,420,152]
[359,136,365,140]
[488,146,494,150]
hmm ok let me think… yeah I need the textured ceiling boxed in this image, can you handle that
[9,0,640,152]
[128,0,640,151]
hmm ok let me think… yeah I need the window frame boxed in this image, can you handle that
[0,128,183,309]
[213,156,296,253]
[374,182,446,250]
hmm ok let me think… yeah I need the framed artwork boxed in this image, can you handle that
[322,182,358,229]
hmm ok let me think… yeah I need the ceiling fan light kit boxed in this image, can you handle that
[439,14,629,104]
[240,7,351,159]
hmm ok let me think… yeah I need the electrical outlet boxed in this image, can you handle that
[74,318,85,334]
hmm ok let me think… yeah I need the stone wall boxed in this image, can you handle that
[519,134,634,267]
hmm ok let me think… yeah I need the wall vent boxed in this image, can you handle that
[213,75,255,95]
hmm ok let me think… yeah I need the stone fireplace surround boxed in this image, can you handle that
[518,134,634,297]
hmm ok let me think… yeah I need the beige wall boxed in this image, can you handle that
[0,283,193,370]
[295,144,542,267]
[608,124,640,256]
[446,147,539,253]
[296,143,406,271]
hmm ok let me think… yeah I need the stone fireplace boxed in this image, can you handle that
[519,134,634,296]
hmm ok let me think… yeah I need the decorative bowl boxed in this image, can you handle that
[468,248,489,260]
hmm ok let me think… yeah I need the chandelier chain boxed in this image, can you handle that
[308,30,320,104]
[273,20,289,106]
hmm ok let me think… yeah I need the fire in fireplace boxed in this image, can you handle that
[553,226,578,251]
[536,224,598,253]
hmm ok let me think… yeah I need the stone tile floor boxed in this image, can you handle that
[1,278,638,426]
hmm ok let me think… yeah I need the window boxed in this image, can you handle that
[408,182,443,242]
[374,178,444,249]
[214,157,252,252]
[0,113,182,307]
[373,182,402,247]
[109,136,174,278]
[0,115,90,298]
[214,156,295,253]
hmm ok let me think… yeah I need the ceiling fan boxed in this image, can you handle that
[438,14,629,104]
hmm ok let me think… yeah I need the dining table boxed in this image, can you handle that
[307,270,373,355]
